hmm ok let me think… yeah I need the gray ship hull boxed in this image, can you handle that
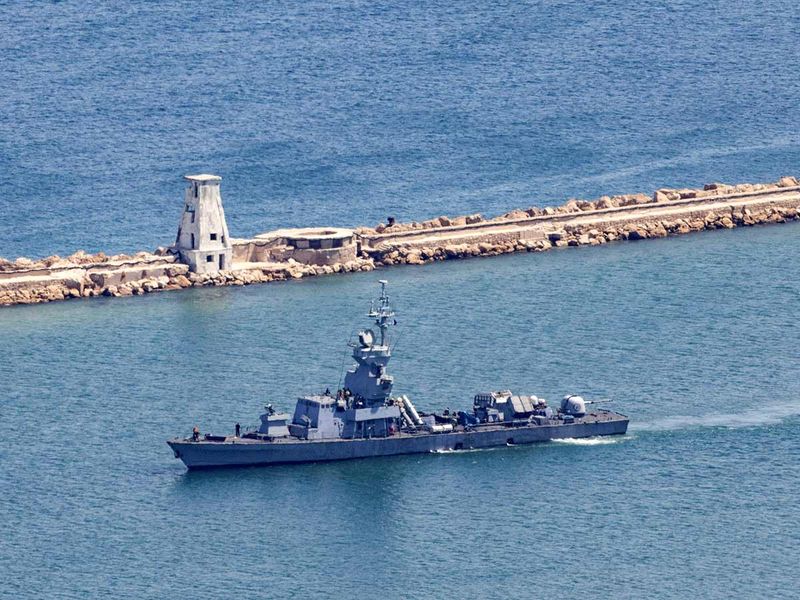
[168,411,628,469]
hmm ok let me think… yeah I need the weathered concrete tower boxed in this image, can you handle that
[176,174,232,273]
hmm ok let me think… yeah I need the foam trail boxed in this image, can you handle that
[633,402,800,432]
[552,436,630,446]
[430,447,501,455]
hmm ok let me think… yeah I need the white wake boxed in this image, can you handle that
[552,436,630,446]
[633,402,800,432]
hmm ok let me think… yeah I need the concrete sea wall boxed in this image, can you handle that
[2,176,800,307]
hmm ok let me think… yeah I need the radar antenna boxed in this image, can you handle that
[368,279,395,346]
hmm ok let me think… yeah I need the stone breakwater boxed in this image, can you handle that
[2,176,800,307]
[0,250,374,306]
[357,176,800,266]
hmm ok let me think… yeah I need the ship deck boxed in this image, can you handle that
[171,410,628,447]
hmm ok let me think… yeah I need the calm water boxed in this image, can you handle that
[2,1,800,599]
[3,1,800,258]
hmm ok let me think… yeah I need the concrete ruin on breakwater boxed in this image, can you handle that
[2,174,800,307]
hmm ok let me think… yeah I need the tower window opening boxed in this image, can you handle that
[191,233,195,249]
[210,233,218,241]
[206,254,214,263]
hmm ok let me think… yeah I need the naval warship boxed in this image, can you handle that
[168,281,628,469]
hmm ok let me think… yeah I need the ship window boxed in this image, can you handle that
[210,233,218,241]
[206,254,213,262]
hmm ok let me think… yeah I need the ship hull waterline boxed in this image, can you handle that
[168,413,629,470]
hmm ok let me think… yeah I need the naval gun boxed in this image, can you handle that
[560,395,613,418]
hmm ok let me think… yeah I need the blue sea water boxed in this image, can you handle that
[2,1,800,598]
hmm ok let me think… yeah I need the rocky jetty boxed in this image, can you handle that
[0,254,375,306]
[358,176,800,267]
[2,176,799,307]
[365,204,799,268]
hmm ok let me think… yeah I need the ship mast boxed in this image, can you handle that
[368,279,394,347]
[343,280,396,405]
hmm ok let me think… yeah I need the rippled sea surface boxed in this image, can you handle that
[2,1,800,599]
